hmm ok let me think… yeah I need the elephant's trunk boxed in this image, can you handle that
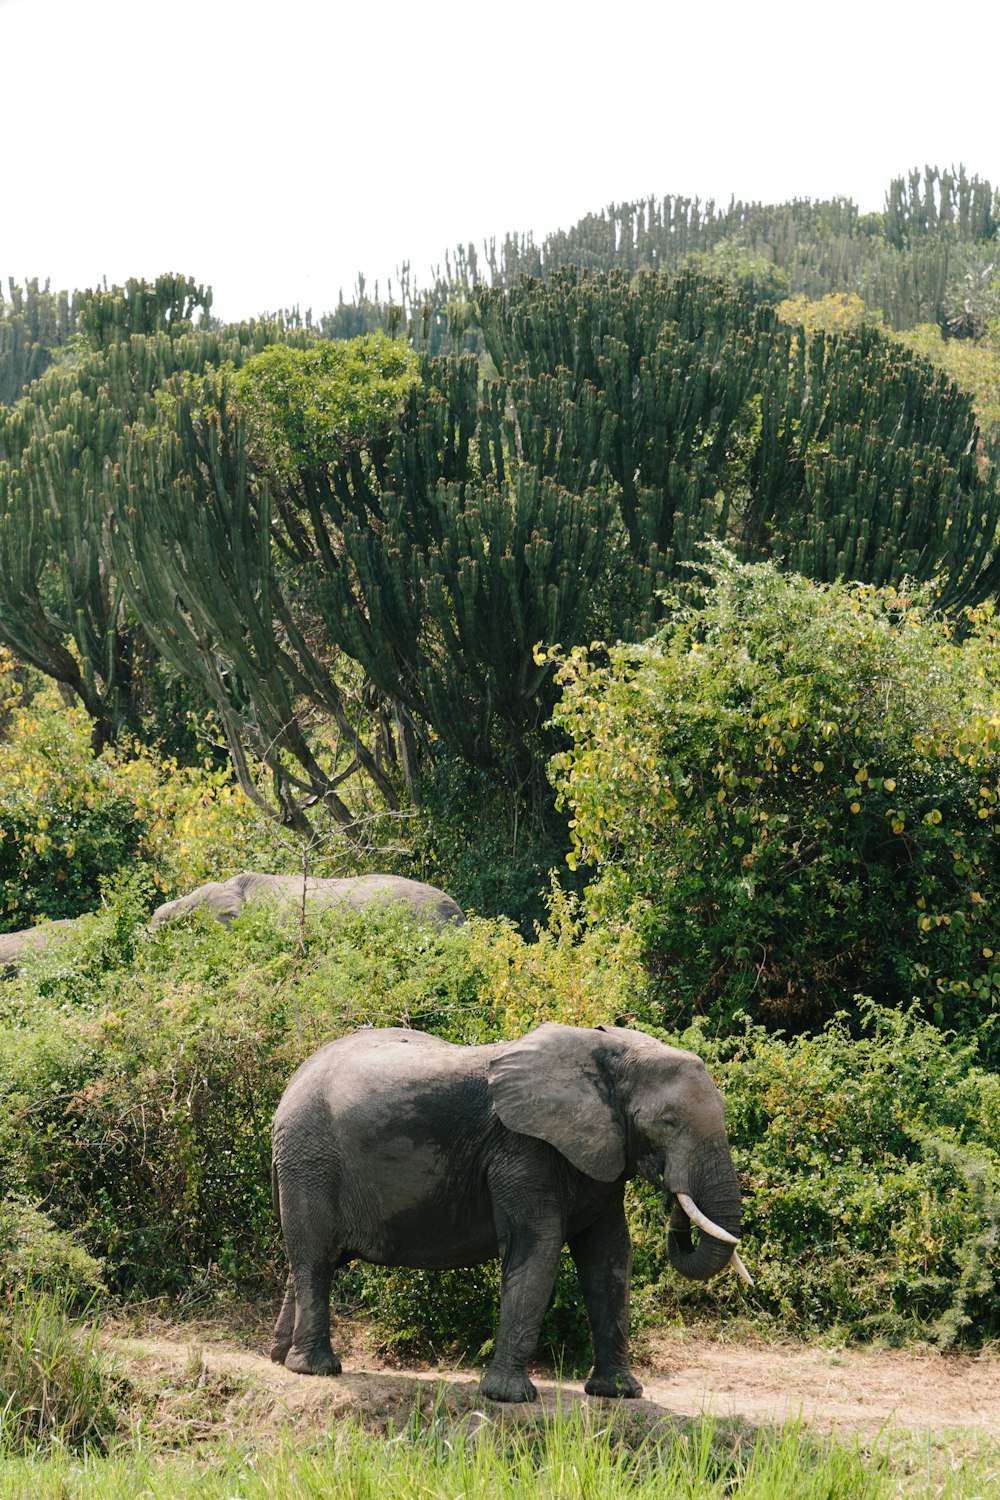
[666,1137,742,1283]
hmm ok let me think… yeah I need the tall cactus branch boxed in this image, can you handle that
[110,381,402,836]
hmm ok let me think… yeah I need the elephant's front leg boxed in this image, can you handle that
[568,1202,642,1398]
[481,1226,563,1403]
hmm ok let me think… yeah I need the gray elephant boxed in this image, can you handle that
[270,1022,749,1403]
[0,918,79,974]
[151,872,465,930]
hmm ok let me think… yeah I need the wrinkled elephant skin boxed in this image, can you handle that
[270,1022,743,1403]
[150,872,466,930]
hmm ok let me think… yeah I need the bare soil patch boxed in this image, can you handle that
[106,1313,1000,1447]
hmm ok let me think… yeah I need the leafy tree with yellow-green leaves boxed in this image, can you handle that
[776,291,875,336]
[895,322,1000,447]
[778,291,1000,452]
[548,551,1000,1042]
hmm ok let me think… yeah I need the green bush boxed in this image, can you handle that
[0,1200,104,1302]
[684,242,791,305]
[0,700,147,928]
[0,681,295,931]
[548,551,1000,1041]
[414,756,578,932]
[233,333,419,485]
[705,1005,1000,1345]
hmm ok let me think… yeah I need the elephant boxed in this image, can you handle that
[0,917,80,974]
[270,1021,749,1403]
[150,872,465,931]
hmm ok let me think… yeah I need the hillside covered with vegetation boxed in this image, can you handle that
[0,162,998,1482]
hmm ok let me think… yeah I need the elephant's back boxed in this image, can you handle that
[315,875,465,925]
[272,1027,498,1259]
[273,1026,483,1129]
[248,874,466,927]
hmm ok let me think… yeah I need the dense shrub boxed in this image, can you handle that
[0,679,296,929]
[0,698,147,927]
[0,1200,103,1302]
[414,757,578,931]
[777,291,877,336]
[548,552,1000,1040]
[685,1006,1000,1346]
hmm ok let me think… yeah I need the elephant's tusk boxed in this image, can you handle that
[731,1249,754,1287]
[674,1192,740,1247]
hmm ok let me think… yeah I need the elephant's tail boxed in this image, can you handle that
[271,1161,281,1231]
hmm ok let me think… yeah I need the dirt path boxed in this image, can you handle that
[639,1336,1000,1439]
[109,1321,1000,1444]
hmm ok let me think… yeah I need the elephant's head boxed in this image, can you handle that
[487,1022,750,1285]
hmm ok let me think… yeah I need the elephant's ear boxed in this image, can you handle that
[487,1022,625,1182]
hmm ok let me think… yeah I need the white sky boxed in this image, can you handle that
[1,0,997,324]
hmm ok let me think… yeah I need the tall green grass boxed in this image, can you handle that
[0,1288,128,1454]
[0,1403,992,1499]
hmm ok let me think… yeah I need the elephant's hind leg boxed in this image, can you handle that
[270,1276,296,1364]
[274,1172,343,1376]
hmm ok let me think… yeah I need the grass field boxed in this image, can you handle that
[0,1402,996,1499]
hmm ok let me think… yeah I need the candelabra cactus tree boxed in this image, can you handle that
[110,334,625,828]
[0,279,76,409]
[0,275,290,750]
[480,269,1000,611]
[110,269,1000,838]
[111,385,405,832]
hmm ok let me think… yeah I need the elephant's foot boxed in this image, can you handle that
[480,1364,538,1403]
[270,1338,292,1365]
[283,1345,342,1377]
[584,1369,643,1399]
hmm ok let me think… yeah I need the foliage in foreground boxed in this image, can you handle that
[1,889,998,1358]
[548,554,1000,1040]
[0,1404,901,1498]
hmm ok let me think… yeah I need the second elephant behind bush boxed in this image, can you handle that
[150,871,466,931]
